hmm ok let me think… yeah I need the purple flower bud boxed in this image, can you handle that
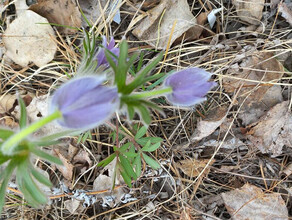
[163,68,216,107]
[96,36,119,67]
[51,76,120,130]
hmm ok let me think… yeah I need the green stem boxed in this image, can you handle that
[124,87,172,100]
[1,110,62,155]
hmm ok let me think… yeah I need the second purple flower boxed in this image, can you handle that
[163,68,216,107]
[96,36,119,67]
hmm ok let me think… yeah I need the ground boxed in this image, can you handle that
[1,0,292,219]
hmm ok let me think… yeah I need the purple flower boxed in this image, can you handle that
[163,68,216,107]
[96,36,119,67]
[51,76,119,130]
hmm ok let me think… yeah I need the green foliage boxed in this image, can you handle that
[105,40,164,125]
[105,40,140,93]
[97,125,162,187]
[0,128,14,140]
[77,30,102,75]
[0,141,62,214]
[77,131,92,144]
[18,96,27,129]
[0,36,167,214]
[123,52,164,94]
[0,99,62,214]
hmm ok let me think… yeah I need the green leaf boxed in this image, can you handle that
[123,152,138,158]
[119,143,131,152]
[127,105,135,120]
[145,70,174,91]
[136,105,151,125]
[22,172,47,205]
[135,126,147,140]
[124,52,164,94]
[80,7,92,28]
[16,165,42,207]
[31,148,63,165]
[18,96,27,129]
[142,139,151,148]
[77,135,82,144]
[136,51,145,73]
[30,167,52,187]
[0,161,16,214]
[127,144,136,163]
[105,50,118,72]
[142,142,160,152]
[77,131,92,144]
[140,100,163,114]
[16,169,36,207]
[97,153,116,167]
[31,140,60,147]
[144,73,165,87]
[120,169,132,187]
[133,154,141,177]
[126,53,139,72]
[119,154,137,180]
[134,136,162,147]
[0,128,14,140]
[39,130,80,142]
[129,144,136,153]
[150,137,163,144]
[106,40,129,91]
[136,137,151,146]
[142,153,160,169]
[118,40,128,66]
[0,152,10,165]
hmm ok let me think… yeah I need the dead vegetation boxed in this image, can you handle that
[1,0,292,219]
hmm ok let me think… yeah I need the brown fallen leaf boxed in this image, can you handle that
[72,149,93,174]
[238,85,283,125]
[202,136,246,150]
[0,117,18,129]
[222,183,288,219]
[79,0,121,27]
[79,0,102,27]
[223,52,284,125]
[0,94,17,114]
[3,9,57,67]
[271,0,281,9]
[93,160,125,207]
[191,106,228,142]
[232,0,265,25]
[246,101,292,157]
[223,52,283,93]
[13,95,63,136]
[278,2,292,27]
[0,93,34,129]
[54,149,74,181]
[0,92,34,114]
[64,199,82,215]
[281,163,292,177]
[177,158,215,178]
[29,0,81,34]
[133,0,202,49]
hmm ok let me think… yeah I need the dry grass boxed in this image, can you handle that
[1,0,292,219]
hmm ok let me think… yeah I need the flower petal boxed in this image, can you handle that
[60,100,119,129]
[107,37,115,49]
[164,68,212,89]
[51,76,119,130]
[51,76,104,112]
[163,67,216,107]
[96,36,119,67]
